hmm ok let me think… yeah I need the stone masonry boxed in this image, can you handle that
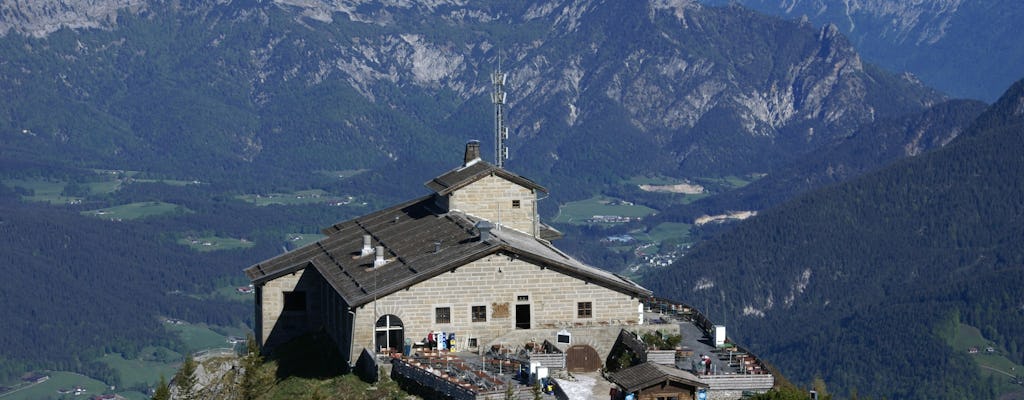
[257,267,323,349]
[349,255,642,363]
[448,175,537,235]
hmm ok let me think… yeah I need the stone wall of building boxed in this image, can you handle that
[258,266,324,350]
[448,175,537,235]
[348,255,642,363]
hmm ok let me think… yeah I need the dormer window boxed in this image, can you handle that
[512,200,521,209]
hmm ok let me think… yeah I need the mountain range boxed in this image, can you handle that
[1,0,942,202]
[0,0,1021,398]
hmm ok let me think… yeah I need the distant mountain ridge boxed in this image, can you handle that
[655,98,987,220]
[0,0,942,202]
[700,0,1024,101]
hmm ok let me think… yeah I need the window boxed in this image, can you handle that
[512,200,521,208]
[467,338,478,348]
[577,302,593,319]
[283,291,306,312]
[517,295,529,302]
[435,307,451,324]
[471,305,487,322]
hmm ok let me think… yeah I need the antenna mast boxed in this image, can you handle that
[492,56,508,168]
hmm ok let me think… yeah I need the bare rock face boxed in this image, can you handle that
[701,0,1024,101]
[0,0,147,37]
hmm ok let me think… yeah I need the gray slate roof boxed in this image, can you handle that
[611,362,708,393]
[244,194,649,308]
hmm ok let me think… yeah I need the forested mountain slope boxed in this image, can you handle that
[643,79,1024,399]
[652,98,987,220]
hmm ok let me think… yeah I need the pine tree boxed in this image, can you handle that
[241,334,271,400]
[152,375,170,400]
[503,380,516,400]
[175,354,199,400]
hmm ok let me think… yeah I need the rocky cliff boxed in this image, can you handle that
[702,0,1024,101]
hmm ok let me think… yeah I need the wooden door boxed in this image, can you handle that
[566,345,601,372]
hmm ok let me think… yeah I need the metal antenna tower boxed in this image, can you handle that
[492,57,508,168]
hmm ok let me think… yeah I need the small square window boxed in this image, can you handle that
[517,295,529,302]
[471,305,487,322]
[512,200,521,208]
[467,338,478,348]
[577,302,592,319]
[435,307,451,324]
[283,291,306,312]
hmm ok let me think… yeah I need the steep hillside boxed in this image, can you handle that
[0,0,942,202]
[643,79,1024,399]
[654,98,986,220]
[701,0,1024,101]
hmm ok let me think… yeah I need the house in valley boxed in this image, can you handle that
[245,141,652,368]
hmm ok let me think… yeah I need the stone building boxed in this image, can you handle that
[245,141,652,367]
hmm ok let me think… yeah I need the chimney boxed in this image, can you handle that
[374,245,387,267]
[476,220,494,242]
[360,235,373,257]
[464,140,481,166]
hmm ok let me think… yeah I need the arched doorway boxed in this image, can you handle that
[375,314,404,353]
[566,345,601,372]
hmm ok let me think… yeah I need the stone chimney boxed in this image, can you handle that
[464,140,481,166]
[476,220,494,242]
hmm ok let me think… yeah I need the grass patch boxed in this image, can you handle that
[83,179,122,194]
[635,222,694,244]
[2,178,80,204]
[316,169,369,180]
[0,371,110,400]
[178,236,255,252]
[165,323,237,353]
[97,352,178,390]
[695,173,766,190]
[210,284,256,303]
[133,178,199,186]
[285,233,326,249]
[251,332,408,399]
[945,322,1024,396]
[236,189,355,207]
[81,202,189,220]
[553,196,656,225]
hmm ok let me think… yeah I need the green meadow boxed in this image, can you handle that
[553,196,656,225]
[81,202,189,220]
[0,371,109,400]
[946,323,1024,396]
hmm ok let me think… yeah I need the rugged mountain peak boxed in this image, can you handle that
[0,0,147,38]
